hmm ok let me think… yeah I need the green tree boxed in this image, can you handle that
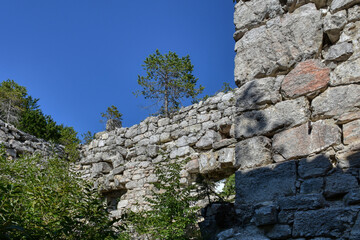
[101,105,123,131]
[58,125,81,162]
[134,49,204,117]
[128,158,200,239]
[101,105,123,123]
[0,79,27,125]
[0,149,127,240]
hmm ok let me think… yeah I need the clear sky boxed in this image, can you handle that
[0,0,236,138]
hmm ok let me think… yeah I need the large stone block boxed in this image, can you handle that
[272,120,341,161]
[278,194,325,210]
[235,97,309,139]
[324,171,358,198]
[330,57,360,86]
[293,208,358,238]
[312,85,360,120]
[236,76,282,112]
[298,154,333,179]
[234,136,272,169]
[233,0,283,40]
[281,59,330,99]
[339,21,360,58]
[235,161,296,204]
[234,4,322,86]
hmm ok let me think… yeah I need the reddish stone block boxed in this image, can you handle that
[281,60,330,98]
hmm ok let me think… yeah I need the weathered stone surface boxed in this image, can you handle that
[92,162,112,174]
[312,85,360,120]
[330,57,360,86]
[272,121,341,160]
[196,130,221,150]
[234,4,322,86]
[324,172,358,198]
[236,76,282,112]
[281,60,330,99]
[235,97,309,139]
[185,159,199,174]
[106,119,122,131]
[330,0,360,13]
[300,178,324,194]
[323,42,353,62]
[252,203,277,226]
[324,10,347,43]
[349,5,360,22]
[298,154,333,179]
[234,136,272,169]
[233,0,283,39]
[344,120,360,145]
[336,143,360,168]
[199,151,220,174]
[218,148,235,166]
[236,161,296,204]
[336,111,360,124]
[344,189,360,205]
[293,208,358,238]
[265,225,292,239]
[339,22,360,58]
[278,194,325,210]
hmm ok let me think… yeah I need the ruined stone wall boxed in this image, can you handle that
[200,0,360,239]
[0,119,63,158]
[78,0,360,238]
[78,90,239,216]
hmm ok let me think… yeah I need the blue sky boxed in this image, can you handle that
[0,0,236,138]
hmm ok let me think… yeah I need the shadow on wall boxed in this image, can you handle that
[201,151,360,240]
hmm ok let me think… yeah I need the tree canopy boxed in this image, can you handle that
[134,50,204,117]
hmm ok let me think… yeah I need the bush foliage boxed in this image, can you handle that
[0,150,126,240]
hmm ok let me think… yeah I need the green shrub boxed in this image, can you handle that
[0,150,126,240]
[127,158,200,240]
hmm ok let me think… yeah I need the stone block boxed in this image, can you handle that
[339,22,360,57]
[234,0,283,36]
[235,161,296,204]
[300,178,324,194]
[298,154,333,179]
[349,5,360,22]
[218,147,235,166]
[330,0,360,13]
[252,203,277,226]
[278,194,325,211]
[196,130,221,150]
[92,162,112,174]
[293,208,358,238]
[344,189,360,205]
[324,10,347,43]
[281,60,330,99]
[323,42,353,62]
[330,57,360,86]
[199,151,220,174]
[265,225,292,239]
[272,121,341,161]
[234,136,272,169]
[185,159,199,174]
[235,76,282,112]
[344,120,360,145]
[234,4,322,86]
[235,97,309,139]
[324,172,358,198]
[336,143,360,168]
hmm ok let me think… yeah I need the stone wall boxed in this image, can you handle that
[78,90,239,215]
[200,0,360,239]
[0,119,63,158]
